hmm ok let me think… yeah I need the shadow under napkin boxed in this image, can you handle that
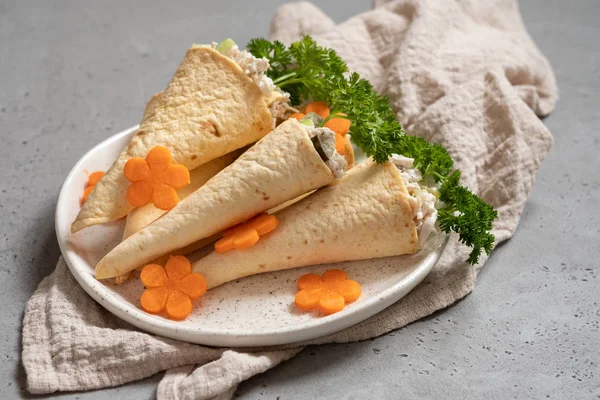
[22,0,556,399]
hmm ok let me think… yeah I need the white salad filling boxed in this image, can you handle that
[390,154,439,247]
[206,40,293,126]
[306,126,347,179]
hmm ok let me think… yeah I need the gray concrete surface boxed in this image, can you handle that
[1,0,598,399]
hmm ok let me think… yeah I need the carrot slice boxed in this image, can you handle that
[127,180,154,207]
[294,270,361,316]
[82,186,94,204]
[222,223,245,237]
[140,264,168,287]
[124,158,152,182]
[246,213,279,235]
[160,164,190,189]
[233,229,260,250]
[87,171,105,186]
[305,101,330,119]
[322,269,347,283]
[295,288,324,311]
[318,291,346,315]
[176,273,207,300]
[289,113,305,121]
[165,255,191,281]
[215,235,235,253]
[339,280,361,303]
[146,146,172,172]
[165,290,193,320]
[138,255,207,321]
[152,182,179,210]
[335,132,346,155]
[217,213,279,253]
[140,287,169,314]
[324,113,351,136]
[297,273,323,290]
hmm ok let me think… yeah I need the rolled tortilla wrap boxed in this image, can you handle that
[192,160,419,289]
[72,45,274,232]
[95,119,343,279]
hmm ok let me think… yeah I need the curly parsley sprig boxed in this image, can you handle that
[248,36,497,264]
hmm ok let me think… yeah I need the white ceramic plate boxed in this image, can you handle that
[56,126,448,347]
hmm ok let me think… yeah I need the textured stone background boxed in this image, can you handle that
[1,0,598,398]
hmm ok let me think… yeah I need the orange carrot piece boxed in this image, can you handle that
[324,113,351,136]
[289,113,306,121]
[176,274,207,300]
[82,186,94,204]
[335,132,346,155]
[124,147,190,209]
[127,180,154,207]
[246,213,279,235]
[215,236,235,253]
[305,101,330,119]
[318,291,346,315]
[165,255,191,281]
[81,170,105,205]
[217,213,279,253]
[295,288,324,311]
[138,256,207,321]
[322,269,347,282]
[233,229,260,250]
[146,146,172,172]
[297,273,323,290]
[87,171,105,186]
[165,290,193,320]
[339,280,361,303]
[140,264,168,287]
[152,182,179,210]
[160,164,190,189]
[294,270,361,315]
[140,287,169,314]
[124,158,152,182]
[222,223,245,237]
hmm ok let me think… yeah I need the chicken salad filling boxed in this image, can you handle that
[306,125,347,179]
[390,154,439,247]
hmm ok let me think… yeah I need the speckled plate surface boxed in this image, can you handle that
[56,126,448,347]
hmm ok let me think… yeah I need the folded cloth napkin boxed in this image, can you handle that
[22,0,557,398]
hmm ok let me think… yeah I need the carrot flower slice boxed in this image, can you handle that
[165,255,191,280]
[165,291,193,321]
[289,113,306,121]
[139,255,207,321]
[324,113,351,136]
[87,171,105,186]
[124,146,190,210]
[140,264,167,287]
[80,170,105,205]
[215,213,279,254]
[124,158,151,182]
[305,101,330,119]
[294,269,361,315]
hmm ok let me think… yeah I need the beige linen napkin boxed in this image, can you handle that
[22,0,557,398]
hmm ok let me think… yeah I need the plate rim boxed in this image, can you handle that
[56,126,448,347]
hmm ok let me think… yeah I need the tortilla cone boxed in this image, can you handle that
[192,160,419,289]
[95,119,336,279]
[71,46,274,232]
